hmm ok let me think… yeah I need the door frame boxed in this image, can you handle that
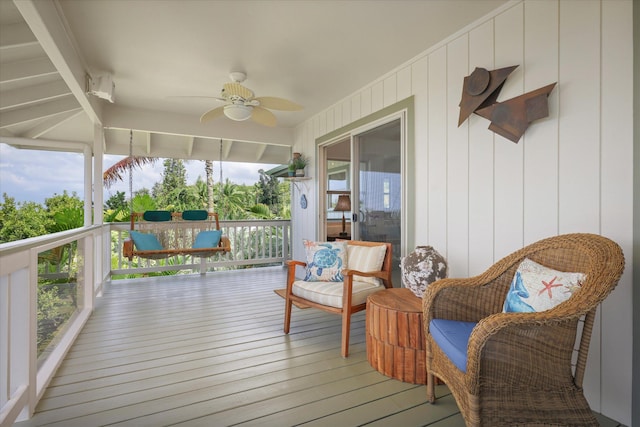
[315,96,415,256]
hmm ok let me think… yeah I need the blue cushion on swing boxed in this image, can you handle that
[193,230,222,249]
[129,231,164,251]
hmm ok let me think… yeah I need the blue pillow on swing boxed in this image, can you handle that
[129,231,163,251]
[193,230,222,249]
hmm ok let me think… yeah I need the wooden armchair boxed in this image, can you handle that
[423,233,624,426]
[284,240,393,357]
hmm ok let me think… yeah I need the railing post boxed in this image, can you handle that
[283,224,290,266]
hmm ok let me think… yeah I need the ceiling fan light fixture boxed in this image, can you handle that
[224,104,252,121]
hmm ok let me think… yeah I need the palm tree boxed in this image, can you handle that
[103,156,156,189]
[216,179,249,219]
[205,160,214,212]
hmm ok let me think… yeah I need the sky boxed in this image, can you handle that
[0,143,279,205]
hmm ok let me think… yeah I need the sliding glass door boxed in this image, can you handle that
[352,119,402,277]
[318,100,413,286]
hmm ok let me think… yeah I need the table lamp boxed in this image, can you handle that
[334,194,351,237]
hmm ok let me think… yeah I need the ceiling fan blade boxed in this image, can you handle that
[223,82,254,100]
[251,106,277,127]
[255,96,303,111]
[200,106,225,123]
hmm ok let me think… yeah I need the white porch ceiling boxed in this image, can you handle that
[0,0,506,164]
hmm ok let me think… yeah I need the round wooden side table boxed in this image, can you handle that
[366,288,426,384]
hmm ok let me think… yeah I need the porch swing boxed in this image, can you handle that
[122,133,231,261]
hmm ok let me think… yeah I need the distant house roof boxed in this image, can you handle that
[265,164,290,178]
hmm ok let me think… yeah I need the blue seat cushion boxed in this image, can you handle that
[429,319,477,373]
[193,230,222,249]
[129,231,163,251]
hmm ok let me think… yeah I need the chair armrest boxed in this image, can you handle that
[464,313,580,394]
[123,238,134,260]
[286,260,307,293]
[287,259,307,268]
[423,275,511,323]
[219,236,231,251]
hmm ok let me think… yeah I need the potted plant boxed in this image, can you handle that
[293,153,308,177]
[287,161,296,177]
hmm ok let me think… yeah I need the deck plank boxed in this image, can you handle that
[15,267,623,427]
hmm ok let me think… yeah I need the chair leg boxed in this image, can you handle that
[284,298,292,334]
[426,373,436,403]
[341,308,351,357]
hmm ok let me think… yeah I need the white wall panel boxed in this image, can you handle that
[427,46,448,258]
[468,20,496,275]
[522,0,559,245]
[350,94,361,122]
[397,66,412,102]
[446,35,470,277]
[360,87,372,117]
[371,81,384,112]
[326,107,335,133]
[558,0,600,234]
[294,1,634,423]
[383,74,397,108]
[341,99,351,127]
[493,2,524,260]
[333,103,342,130]
[599,1,633,423]
[411,56,429,246]
[313,115,321,140]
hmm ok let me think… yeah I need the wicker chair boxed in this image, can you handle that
[423,233,625,426]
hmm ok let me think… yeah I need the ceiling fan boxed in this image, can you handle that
[199,72,303,127]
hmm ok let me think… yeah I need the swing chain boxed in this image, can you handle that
[129,129,133,214]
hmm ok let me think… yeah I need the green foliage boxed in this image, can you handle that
[215,179,251,219]
[37,280,76,355]
[0,193,51,243]
[37,285,63,324]
[293,153,308,169]
[248,203,274,219]
[105,191,127,210]
[44,191,84,233]
[3,157,293,242]
[256,169,281,213]
[132,193,157,212]
[49,208,84,233]
[151,159,202,210]
[45,191,83,214]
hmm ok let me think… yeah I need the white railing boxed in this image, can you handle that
[0,226,101,424]
[0,219,290,424]
[109,219,291,277]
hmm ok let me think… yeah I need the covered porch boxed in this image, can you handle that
[13,268,623,427]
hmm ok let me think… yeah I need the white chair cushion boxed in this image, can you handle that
[346,244,387,286]
[292,279,383,308]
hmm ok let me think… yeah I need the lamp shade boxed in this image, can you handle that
[224,104,252,121]
[334,194,351,212]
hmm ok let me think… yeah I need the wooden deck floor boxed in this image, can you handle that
[16,267,623,427]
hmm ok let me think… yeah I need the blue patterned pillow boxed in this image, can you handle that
[129,231,163,251]
[503,258,585,313]
[303,240,348,282]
